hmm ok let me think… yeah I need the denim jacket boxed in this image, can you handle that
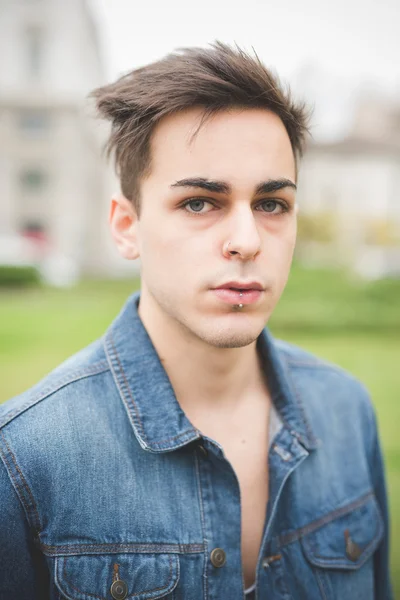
[0,291,393,599]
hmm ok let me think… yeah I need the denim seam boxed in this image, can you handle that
[309,510,383,568]
[0,361,109,430]
[277,489,374,546]
[59,553,177,599]
[286,360,351,374]
[315,568,329,600]
[147,430,200,448]
[194,452,208,600]
[130,555,174,597]
[106,331,197,448]
[41,542,205,556]
[62,555,103,599]
[106,331,147,442]
[281,360,318,447]
[290,382,316,446]
[0,429,43,535]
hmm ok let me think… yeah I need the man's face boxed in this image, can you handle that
[134,107,297,348]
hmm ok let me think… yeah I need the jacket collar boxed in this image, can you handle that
[104,291,319,453]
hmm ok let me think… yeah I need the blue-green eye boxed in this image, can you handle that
[187,199,205,212]
[261,200,278,212]
[183,199,215,214]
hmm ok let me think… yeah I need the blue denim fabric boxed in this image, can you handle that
[0,291,393,599]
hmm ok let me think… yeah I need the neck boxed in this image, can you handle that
[137,289,267,419]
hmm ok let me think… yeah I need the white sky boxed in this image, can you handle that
[90,0,400,138]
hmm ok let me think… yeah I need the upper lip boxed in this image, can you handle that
[215,281,264,291]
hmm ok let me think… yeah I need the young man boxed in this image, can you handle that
[0,42,393,599]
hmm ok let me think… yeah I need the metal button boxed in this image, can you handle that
[110,579,128,600]
[262,554,282,568]
[210,547,226,567]
[344,529,362,561]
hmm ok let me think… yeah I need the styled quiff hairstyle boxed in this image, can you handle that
[91,41,310,214]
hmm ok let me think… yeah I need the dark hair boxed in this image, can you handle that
[91,41,310,213]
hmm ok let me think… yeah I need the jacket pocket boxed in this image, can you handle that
[300,492,384,599]
[54,552,180,600]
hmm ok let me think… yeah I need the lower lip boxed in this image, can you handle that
[212,288,263,305]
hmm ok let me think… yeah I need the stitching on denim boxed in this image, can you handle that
[40,541,205,555]
[106,331,147,441]
[310,509,383,568]
[148,430,198,447]
[194,452,208,600]
[269,396,296,442]
[0,439,38,535]
[284,364,317,446]
[315,568,329,600]
[287,360,346,372]
[0,430,42,534]
[0,361,109,430]
[129,555,175,597]
[61,556,103,599]
[106,331,197,448]
[58,554,178,600]
[277,490,374,546]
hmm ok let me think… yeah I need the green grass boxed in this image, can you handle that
[0,267,399,595]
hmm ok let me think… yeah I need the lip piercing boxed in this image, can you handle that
[234,292,244,310]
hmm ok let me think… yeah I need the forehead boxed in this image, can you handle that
[147,107,296,186]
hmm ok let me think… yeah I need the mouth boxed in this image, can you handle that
[211,284,264,306]
[215,281,264,291]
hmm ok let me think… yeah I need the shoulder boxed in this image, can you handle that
[0,337,110,431]
[0,337,115,535]
[275,336,367,386]
[273,336,375,423]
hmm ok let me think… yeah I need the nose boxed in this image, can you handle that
[223,206,261,261]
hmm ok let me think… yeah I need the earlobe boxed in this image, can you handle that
[109,195,140,260]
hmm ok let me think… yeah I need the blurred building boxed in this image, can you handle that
[297,94,400,278]
[0,0,138,284]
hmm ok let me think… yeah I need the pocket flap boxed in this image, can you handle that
[54,552,180,600]
[301,493,384,570]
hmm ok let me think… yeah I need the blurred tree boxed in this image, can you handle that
[364,219,400,246]
[297,211,338,244]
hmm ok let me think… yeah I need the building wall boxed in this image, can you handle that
[0,0,140,279]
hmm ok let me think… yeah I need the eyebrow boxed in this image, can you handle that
[170,177,297,194]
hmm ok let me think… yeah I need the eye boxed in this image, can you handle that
[256,200,287,214]
[182,198,214,214]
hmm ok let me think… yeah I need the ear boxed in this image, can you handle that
[109,194,140,260]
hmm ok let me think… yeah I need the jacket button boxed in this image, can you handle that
[345,538,362,561]
[210,547,227,567]
[344,529,363,561]
[110,579,128,600]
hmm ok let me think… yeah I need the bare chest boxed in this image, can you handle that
[223,438,270,590]
[184,395,271,589]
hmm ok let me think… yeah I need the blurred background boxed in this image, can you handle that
[0,0,399,594]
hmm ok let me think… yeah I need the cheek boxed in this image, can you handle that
[266,219,297,265]
[139,223,206,281]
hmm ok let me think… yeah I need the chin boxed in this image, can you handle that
[196,317,265,349]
